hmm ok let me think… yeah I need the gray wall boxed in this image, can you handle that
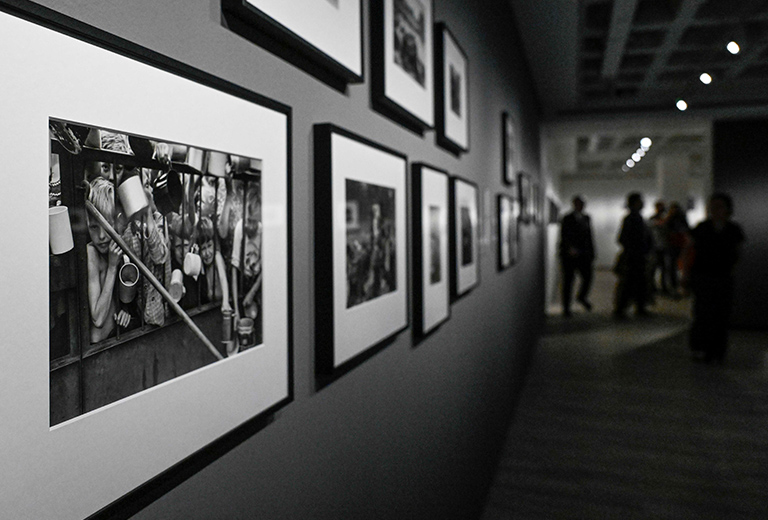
[33,0,545,518]
[713,119,768,330]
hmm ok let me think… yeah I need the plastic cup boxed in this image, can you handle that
[49,206,74,255]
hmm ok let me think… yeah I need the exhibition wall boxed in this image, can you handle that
[29,0,545,518]
[713,119,768,330]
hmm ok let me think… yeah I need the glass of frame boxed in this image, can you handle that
[412,163,450,337]
[502,111,517,186]
[435,23,469,154]
[222,0,363,84]
[517,172,531,224]
[314,124,408,378]
[0,7,291,519]
[449,176,480,298]
[371,0,435,132]
[497,193,519,270]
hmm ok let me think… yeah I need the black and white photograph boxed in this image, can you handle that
[314,124,408,376]
[2,9,291,520]
[429,205,442,284]
[345,179,398,308]
[435,23,469,154]
[450,176,480,298]
[223,0,363,84]
[518,171,532,224]
[502,111,517,186]
[394,0,426,86]
[371,0,434,131]
[49,120,267,427]
[497,193,519,270]
[412,163,450,337]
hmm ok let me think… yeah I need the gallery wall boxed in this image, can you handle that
[713,119,768,330]
[31,0,545,518]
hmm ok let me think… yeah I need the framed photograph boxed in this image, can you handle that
[517,172,531,224]
[532,183,543,224]
[222,0,363,85]
[502,111,518,186]
[412,163,450,337]
[449,176,480,298]
[0,6,291,519]
[435,23,469,154]
[371,0,435,132]
[314,124,408,378]
[497,194,520,270]
[548,197,560,225]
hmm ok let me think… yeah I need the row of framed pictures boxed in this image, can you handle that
[224,0,472,153]
[314,124,543,380]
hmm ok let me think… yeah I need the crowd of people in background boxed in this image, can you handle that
[559,191,744,366]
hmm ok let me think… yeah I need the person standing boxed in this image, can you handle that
[559,196,595,317]
[683,193,744,364]
[614,192,653,317]
[664,201,690,296]
[649,200,669,294]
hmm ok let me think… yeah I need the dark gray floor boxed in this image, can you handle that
[483,271,768,519]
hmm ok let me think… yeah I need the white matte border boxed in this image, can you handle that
[453,178,479,295]
[245,0,362,77]
[419,166,449,333]
[0,11,289,520]
[331,133,408,367]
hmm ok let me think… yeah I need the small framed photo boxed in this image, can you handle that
[2,6,291,519]
[314,124,409,378]
[497,194,519,270]
[517,171,531,224]
[548,197,560,225]
[223,0,363,84]
[449,176,480,298]
[532,183,542,224]
[435,23,469,154]
[371,0,435,132]
[502,111,517,186]
[412,163,450,337]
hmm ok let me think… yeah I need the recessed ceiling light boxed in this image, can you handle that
[626,159,635,168]
[640,137,652,149]
[637,148,646,157]
[632,153,641,162]
[700,72,712,84]
[676,99,688,111]
[727,41,740,54]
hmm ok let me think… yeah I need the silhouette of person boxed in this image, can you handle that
[683,193,744,364]
[614,192,653,317]
[664,201,690,295]
[649,200,670,294]
[559,196,595,316]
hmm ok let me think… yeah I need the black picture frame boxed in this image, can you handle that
[502,111,517,186]
[435,23,470,154]
[314,123,409,382]
[548,197,560,225]
[371,0,436,133]
[517,171,531,224]
[0,2,293,519]
[449,175,480,299]
[222,0,364,90]
[497,193,519,270]
[412,163,451,338]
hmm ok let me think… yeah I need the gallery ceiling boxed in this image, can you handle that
[510,0,768,180]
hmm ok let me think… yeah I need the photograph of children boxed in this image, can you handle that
[393,0,426,87]
[429,205,441,284]
[449,64,462,117]
[345,179,398,308]
[460,205,473,266]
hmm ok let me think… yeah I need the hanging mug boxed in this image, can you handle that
[49,206,74,255]
[183,251,202,280]
[206,151,228,177]
[152,169,182,216]
[169,269,185,302]
[117,175,148,218]
[118,262,140,303]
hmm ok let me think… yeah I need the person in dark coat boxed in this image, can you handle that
[683,193,744,364]
[559,196,595,316]
[614,192,653,317]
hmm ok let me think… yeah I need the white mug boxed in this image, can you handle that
[206,151,228,177]
[117,175,148,218]
[183,252,202,280]
[169,269,185,302]
[49,206,74,255]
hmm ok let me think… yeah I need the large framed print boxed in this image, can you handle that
[502,111,518,186]
[449,176,480,298]
[0,5,291,519]
[412,163,450,337]
[497,194,519,270]
[314,124,408,378]
[222,0,363,85]
[371,0,435,132]
[435,23,469,154]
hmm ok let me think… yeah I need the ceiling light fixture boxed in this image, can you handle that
[700,72,712,85]
[626,159,635,168]
[637,148,646,157]
[676,99,688,111]
[622,165,629,172]
[632,153,641,162]
[727,41,740,55]
[640,137,652,149]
